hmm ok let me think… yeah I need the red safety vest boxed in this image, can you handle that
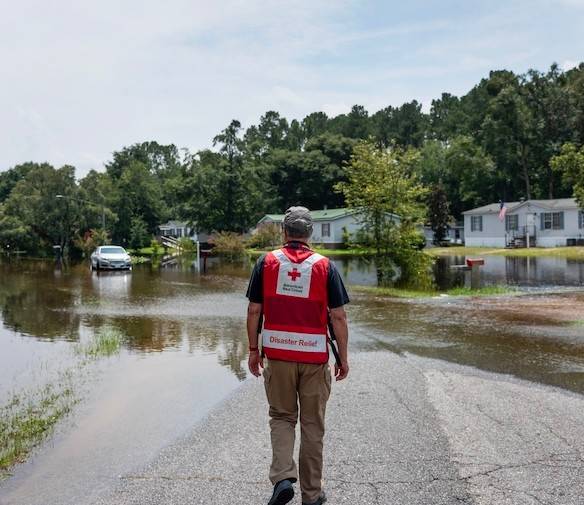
[261,245,330,364]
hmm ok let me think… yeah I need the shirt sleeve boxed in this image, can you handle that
[246,254,266,303]
[328,260,350,309]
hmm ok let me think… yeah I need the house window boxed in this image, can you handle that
[541,212,564,230]
[505,214,518,231]
[321,223,331,237]
[580,211,584,229]
[471,216,483,232]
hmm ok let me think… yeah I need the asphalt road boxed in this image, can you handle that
[84,352,584,505]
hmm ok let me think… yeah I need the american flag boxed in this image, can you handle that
[498,200,507,221]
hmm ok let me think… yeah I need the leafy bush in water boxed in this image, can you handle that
[75,229,110,257]
[150,239,162,256]
[211,232,245,258]
[247,223,281,249]
[129,217,150,249]
[177,237,196,252]
[341,226,351,249]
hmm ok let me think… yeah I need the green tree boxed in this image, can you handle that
[213,120,247,230]
[566,63,584,145]
[109,161,163,245]
[427,182,451,244]
[550,143,584,207]
[0,163,37,203]
[335,141,430,286]
[78,169,117,235]
[104,141,185,221]
[429,93,468,141]
[444,136,498,216]
[521,65,578,198]
[129,217,150,249]
[371,101,427,148]
[2,164,82,256]
[301,112,329,139]
[0,203,35,253]
[482,84,536,199]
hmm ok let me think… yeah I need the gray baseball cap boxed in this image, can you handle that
[283,206,313,237]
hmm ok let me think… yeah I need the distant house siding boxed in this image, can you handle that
[464,214,506,247]
[258,211,401,248]
[311,215,364,246]
[464,202,583,247]
[537,208,582,246]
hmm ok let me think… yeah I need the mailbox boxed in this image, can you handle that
[466,258,485,267]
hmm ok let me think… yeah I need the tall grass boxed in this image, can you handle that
[354,284,518,299]
[428,246,584,260]
[76,327,124,358]
[1,327,125,475]
[0,380,76,475]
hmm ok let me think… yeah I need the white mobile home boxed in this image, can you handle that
[463,198,584,248]
[158,221,210,243]
[423,221,465,246]
[257,208,400,248]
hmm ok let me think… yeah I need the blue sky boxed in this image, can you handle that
[1,0,583,176]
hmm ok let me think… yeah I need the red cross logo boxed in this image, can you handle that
[287,268,301,281]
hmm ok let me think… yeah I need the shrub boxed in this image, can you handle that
[129,218,150,249]
[150,239,162,256]
[177,237,196,253]
[211,232,245,258]
[74,229,110,257]
[248,223,282,249]
[341,226,351,249]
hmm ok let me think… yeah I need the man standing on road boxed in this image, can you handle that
[246,206,350,505]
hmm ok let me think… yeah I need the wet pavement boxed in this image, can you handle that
[88,352,584,505]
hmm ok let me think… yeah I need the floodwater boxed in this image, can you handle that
[0,254,583,504]
[435,254,584,288]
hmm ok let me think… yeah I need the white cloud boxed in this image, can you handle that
[561,60,579,71]
[0,0,583,176]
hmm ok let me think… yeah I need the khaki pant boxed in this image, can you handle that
[263,359,331,504]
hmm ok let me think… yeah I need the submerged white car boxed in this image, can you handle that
[90,246,132,270]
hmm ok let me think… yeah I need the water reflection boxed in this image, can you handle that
[349,291,584,393]
[1,254,584,391]
[0,262,81,340]
[89,270,133,298]
[436,254,584,288]
[0,260,249,381]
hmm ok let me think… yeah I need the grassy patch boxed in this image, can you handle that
[129,254,150,264]
[352,285,436,298]
[1,327,127,476]
[0,381,76,474]
[128,246,177,256]
[76,327,124,358]
[428,246,584,260]
[445,285,517,296]
[353,284,518,299]
[571,320,584,327]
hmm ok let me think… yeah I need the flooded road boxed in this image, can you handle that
[0,254,583,504]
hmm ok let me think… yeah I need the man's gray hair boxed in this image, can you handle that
[283,206,313,239]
